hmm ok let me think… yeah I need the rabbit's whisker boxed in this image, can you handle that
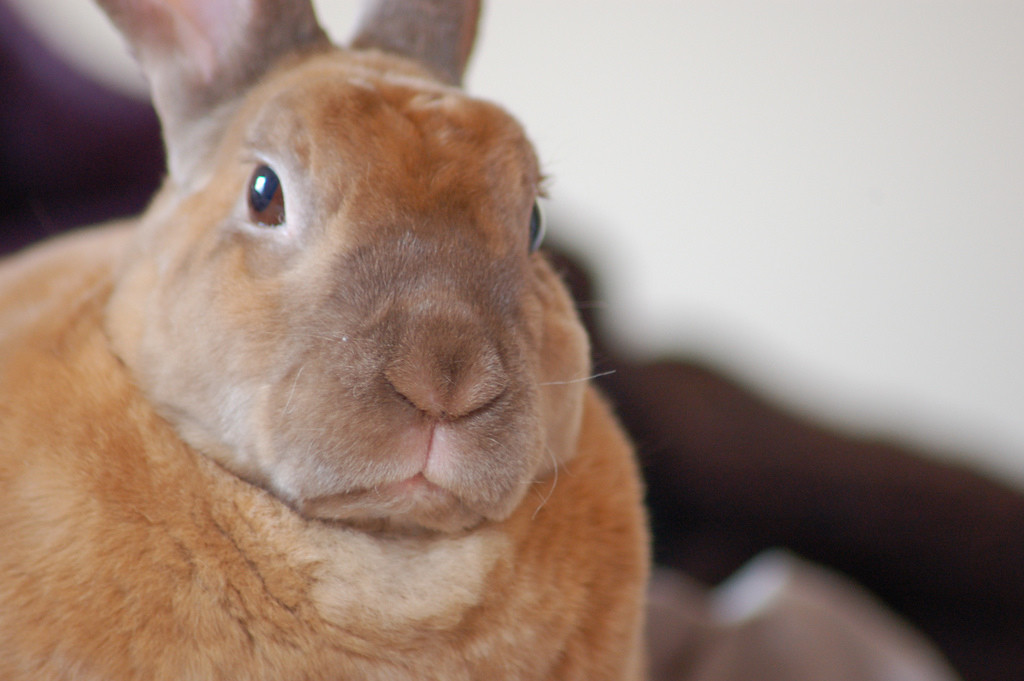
[531,445,560,520]
[538,370,615,387]
[283,365,306,415]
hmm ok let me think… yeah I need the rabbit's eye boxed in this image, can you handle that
[528,200,545,252]
[248,165,285,227]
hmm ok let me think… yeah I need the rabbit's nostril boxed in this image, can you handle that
[383,330,507,420]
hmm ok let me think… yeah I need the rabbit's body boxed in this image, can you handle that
[0,226,645,679]
[0,1,649,679]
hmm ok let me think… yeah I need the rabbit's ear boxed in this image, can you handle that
[350,0,481,86]
[96,0,328,183]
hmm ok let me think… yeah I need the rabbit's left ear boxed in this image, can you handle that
[350,0,481,86]
[96,0,328,183]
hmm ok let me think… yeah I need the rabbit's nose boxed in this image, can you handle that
[383,316,508,420]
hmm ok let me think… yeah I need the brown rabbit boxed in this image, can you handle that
[0,0,649,679]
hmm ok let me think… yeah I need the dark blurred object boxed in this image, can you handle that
[3,3,1023,680]
[0,1,163,255]
[550,249,1024,681]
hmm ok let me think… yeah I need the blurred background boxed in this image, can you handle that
[7,0,1024,484]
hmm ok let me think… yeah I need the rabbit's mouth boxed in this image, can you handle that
[280,417,536,534]
[296,472,489,534]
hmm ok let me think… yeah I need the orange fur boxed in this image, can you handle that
[0,229,647,678]
[0,1,649,678]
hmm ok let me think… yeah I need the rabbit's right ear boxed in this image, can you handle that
[96,0,329,185]
[350,0,481,86]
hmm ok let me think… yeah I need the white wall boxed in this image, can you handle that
[12,0,1024,482]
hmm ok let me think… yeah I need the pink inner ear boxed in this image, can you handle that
[163,0,244,35]
[159,0,252,83]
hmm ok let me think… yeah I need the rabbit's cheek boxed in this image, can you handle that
[536,314,590,465]
[519,261,592,472]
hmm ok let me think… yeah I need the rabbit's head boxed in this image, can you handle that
[104,0,590,534]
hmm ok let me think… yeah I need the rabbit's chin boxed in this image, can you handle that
[296,474,489,534]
